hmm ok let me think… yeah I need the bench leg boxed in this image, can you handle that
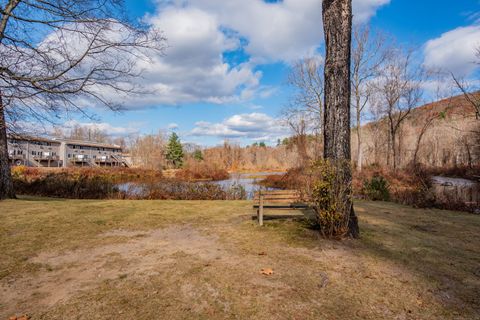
[259,199,264,226]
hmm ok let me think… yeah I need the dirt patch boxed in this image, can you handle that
[0,225,230,316]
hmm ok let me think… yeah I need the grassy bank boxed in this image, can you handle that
[0,198,479,319]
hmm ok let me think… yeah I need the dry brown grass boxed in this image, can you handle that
[0,198,479,319]
[175,160,229,181]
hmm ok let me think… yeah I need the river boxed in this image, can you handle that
[431,176,480,208]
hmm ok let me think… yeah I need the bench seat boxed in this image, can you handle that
[253,190,309,225]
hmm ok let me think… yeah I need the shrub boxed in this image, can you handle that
[305,160,353,238]
[362,174,390,201]
[175,160,229,181]
[120,180,246,200]
[258,167,306,190]
[13,172,117,199]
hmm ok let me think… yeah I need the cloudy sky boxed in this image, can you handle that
[72,0,480,146]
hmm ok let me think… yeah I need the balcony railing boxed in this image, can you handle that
[8,154,25,160]
[33,155,59,161]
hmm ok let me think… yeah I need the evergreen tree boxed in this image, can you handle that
[259,142,267,148]
[165,133,184,168]
[193,149,204,161]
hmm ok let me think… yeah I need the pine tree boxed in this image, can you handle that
[193,149,204,161]
[165,133,184,168]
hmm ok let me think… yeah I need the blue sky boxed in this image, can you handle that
[72,0,480,146]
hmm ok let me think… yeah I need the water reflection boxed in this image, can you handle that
[431,176,480,206]
[213,172,284,199]
[117,171,284,200]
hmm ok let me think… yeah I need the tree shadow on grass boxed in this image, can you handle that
[354,201,480,316]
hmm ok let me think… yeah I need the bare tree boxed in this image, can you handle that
[129,132,167,170]
[322,0,359,238]
[411,75,455,166]
[287,58,324,132]
[281,110,311,164]
[283,57,324,162]
[370,47,424,170]
[0,0,166,199]
[351,25,388,171]
[452,75,480,120]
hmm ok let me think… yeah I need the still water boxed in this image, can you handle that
[117,171,284,199]
[213,172,284,199]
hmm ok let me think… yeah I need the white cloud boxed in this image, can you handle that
[113,0,389,107]
[353,0,390,23]
[424,25,480,76]
[167,123,179,130]
[27,0,389,110]
[160,0,389,63]
[121,6,262,106]
[190,112,288,142]
[60,120,140,137]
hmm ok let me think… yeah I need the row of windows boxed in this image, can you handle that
[31,151,56,156]
[70,145,120,152]
[9,140,55,147]
[67,154,113,160]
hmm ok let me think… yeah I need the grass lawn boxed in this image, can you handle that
[0,197,479,319]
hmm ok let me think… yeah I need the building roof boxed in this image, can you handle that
[7,134,61,144]
[7,134,121,150]
[54,138,121,149]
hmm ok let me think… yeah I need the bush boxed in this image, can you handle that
[13,172,117,199]
[118,180,246,200]
[305,160,353,238]
[175,160,229,181]
[362,174,390,201]
[258,167,306,190]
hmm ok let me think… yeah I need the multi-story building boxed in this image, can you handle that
[7,135,128,167]
[8,135,62,167]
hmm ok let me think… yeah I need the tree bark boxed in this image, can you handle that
[0,93,15,199]
[322,0,359,238]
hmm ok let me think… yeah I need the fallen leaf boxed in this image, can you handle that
[261,268,274,275]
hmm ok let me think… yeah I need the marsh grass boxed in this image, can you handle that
[11,167,245,200]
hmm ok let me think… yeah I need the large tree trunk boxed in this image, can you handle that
[322,0,359,237]
[0,94,15,199]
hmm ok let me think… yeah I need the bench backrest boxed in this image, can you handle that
[254,190,302,204]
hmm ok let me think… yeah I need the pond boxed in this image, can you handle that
[117,171,284,200]
[213,171,284,199]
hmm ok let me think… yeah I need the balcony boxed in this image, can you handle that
[70,155,89,162]
[33,155,60,161]
[8,154,25,160]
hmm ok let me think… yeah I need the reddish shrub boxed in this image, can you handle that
[175,160,229,181]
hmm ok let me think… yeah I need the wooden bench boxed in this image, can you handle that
[253,190,309,226]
